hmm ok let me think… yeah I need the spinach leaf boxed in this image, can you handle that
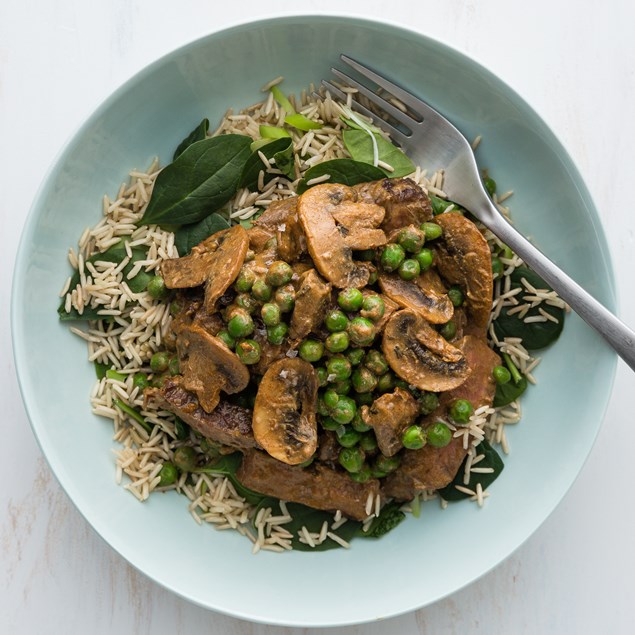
[342,129,415,178]
[430,195,455,215]
[173,213,230,256]
[252,498,361,551]
[195,453,265,506]
[240,137,294,190]
[140,134,252,226]
[438,439,504,501]
[58,240,152,321]
[173,118,209,160]
[494,374,528,408]
[296,159,385,194]
[94,361,109,379]
[356,501,406,538]
[493,267,565,349]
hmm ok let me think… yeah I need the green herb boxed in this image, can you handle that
[106,369,126,382]
[270,85,295,116]
[140,134,252,226]
[430,195,455,215]
[94,361,109,379]
[174,418,190,441]
[173,118,209,160]
[356,501,406,538]
[493,267,565,349]
[342,129,415,178]
[173,213,230,256]
[240,137,294,189]
[493,373,528,407]
[270,85,321,132]
[259,125,291,140]
[112,397,152,434]
[340,114,382,134]
[438,439,504,501]
[296,159,385,194]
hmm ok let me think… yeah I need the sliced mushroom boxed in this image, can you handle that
[252,358,319,465]
[289,268,332,341]
[354,177,433,234]
[382,309,470,391]
[379,273,454,324]
[361,388,419,457]
[434,212,493,329]
[254,198,307,262]
[161,225,249,313]
[176,323,249,413]
[331,200,387,250]
[297,183,376,288]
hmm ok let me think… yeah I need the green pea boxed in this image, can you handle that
[448,286,464,307]
[483,176,496,196]
[415,248,434,271]
[323,388,340,410]
[421,222,443,241]
[351,411,372,432]
[235,339,262,365]
[150,351,170,373]
[325,331,350,353]
[174,446,197,472]
[326,356,352,381]
[338,288,364,311]
[331,395,357,424]
[169,299,183,317]
[147,275,168,300]
[169,356,180,376]
[266,261,293,287]
[347,348,365,366]
[235,293,259,314]
[158,462,178,486]
[337,426,361,448]
[349,464,372,483]
[449,398,474,424]
[299,338,324,362]
[354,392,374,407]
[316,367,329,387]
[491,256,504,279]
[321,416,340,431]
[380,243,406,272]
[427,422,452,448]
[266,323,288,345]
[493,365,512,385]
[324,309,349,332]
[332,379,352,395]
[364,350,389,376]
[395,378,409,390]
[398,225,425,253]
[360,295,385,322]
[261,303,281,327]
[133,373,150,391]
[402,424,427,450]
[317,398,330,417]
[150,373,167,389]
[352,366,378,393]
[367,267,378,285]
[217,329,236,350]
[252,278,273,301]
[376,372,395,393]
[359,432,378,453]
[338,446,365,473]
[227,309,254,338]
[356,249,376,262]
[500,244,514,260]
[418,391,439,415]
[274,284,296,312]
[439,320,457,340]
[398,258,421,281]
[374,453,401,475]
[348,317,376,347]
[234,267,256,292]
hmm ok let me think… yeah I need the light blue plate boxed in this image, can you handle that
[12,15,616,627]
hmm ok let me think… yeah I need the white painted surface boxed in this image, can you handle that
[1,1,634,632]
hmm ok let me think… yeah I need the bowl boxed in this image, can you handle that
[11,15,617,627]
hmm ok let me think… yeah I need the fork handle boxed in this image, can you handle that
[481,204,635,372]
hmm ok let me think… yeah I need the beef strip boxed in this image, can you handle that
[237,450,379,520]
[289,268,332,341]
[146,378,257,450]
[254,198,307,262]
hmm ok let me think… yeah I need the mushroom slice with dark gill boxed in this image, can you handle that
[434,212,493,331]
[353,177,433,234]
[379,273,454,324]
[161,225,249,312]
[297,183,382,288]
[289,268,332,341]
[252,358,319,465]
[382,309,470,392]
[176,323,249,413]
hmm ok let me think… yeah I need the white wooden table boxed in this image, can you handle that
[2,1,634,632]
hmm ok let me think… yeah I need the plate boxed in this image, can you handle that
[11,15,616,626]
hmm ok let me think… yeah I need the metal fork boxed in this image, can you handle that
[323,54,635,372]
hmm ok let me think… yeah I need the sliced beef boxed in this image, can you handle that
[254,198,306,262]
[289,268,332,341]
[237,450,379,520]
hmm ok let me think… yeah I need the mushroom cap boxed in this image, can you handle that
[176,323,250,413]
[379,273,454,324]
[434,212,493,329]
[252,358,319,465]
[382,309,471,392]
[297,183,375,288]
